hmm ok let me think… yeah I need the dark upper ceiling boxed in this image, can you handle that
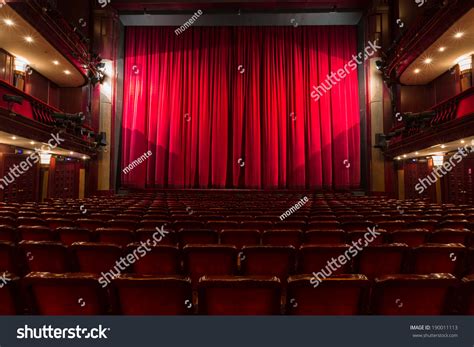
[111,0,372,12]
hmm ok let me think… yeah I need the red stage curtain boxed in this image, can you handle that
[122,26,360,189]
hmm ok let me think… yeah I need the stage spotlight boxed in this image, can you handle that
[375,59,386,71]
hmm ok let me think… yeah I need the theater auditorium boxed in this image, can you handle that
[0,0,473,316]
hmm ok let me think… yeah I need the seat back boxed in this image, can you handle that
[57,227,91,246]
[304,230,345,245]
[241,246,295,280]
[18,226,56,241]
[0,242,18,273]
[96,228,135,246]
[25,272,107,315]
[461,275,474,315]
[0,272,20,314]
[71,242,123,274]
[179,229,218,246]
[287,274,369,315]
[113,275,193,315]
[391,229,429,247]
[183,245,237,284]
[355,244,408,279]
[298,244,351,274]
[372,274,458,315]
[430,229,471,245]
[412,243,465,276]
[261,229,302,248]
[129,244,180,275]
[220,229,260,248]
[0,225,16,242]
[19,241,69,273]
[198,276,281,315]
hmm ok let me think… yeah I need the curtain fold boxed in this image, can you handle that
[122,26,360,189]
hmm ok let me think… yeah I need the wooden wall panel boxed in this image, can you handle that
[48,158,80,199]
[0,153,40,203]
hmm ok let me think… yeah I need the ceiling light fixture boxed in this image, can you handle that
[438,47,446,52]
[424,58,432,64]
[64,70,71,75]
[414,68,420,74]
[454,32,464,39]
[11,136,17,140]
[461,139,465,144]
[30,141,35,145]
[3,19,14,26]
[53,60,59,65]
[440,144,446,149]
[25,36,34,43]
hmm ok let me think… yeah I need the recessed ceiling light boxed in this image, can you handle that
[11,136,17,140]
[454,32,464,38]
[30,141,35,145]
[82,156,87,160]
[403,154,407,158]
[69,151,74,155]
[424,58,432,64]
[415,152,419,155]
[3,19,14,26]
[438,47,446,52]
[64,70,71,75]
[461,139,465,144]
[440,144,446,149]
[414,68,420,74]
[25,36,34,43]
[396,157,401,160]
[53,60,59,65]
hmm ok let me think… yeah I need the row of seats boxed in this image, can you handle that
[2,224,474,248]
[2,241,474,279]
[2,272,473,315]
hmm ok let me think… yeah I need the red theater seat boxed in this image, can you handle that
[341,221,374,232]
[129,244,180,275]
[136,228,176,245]
[107,219,139,231]
[347,230,386,246]
[287,274,369,315]
[355,244,408,279]
[304,229,346,244]
[438,220,469,230]
[298,244,351,275]
[25,272,108,315]
[430,229,472,245]
[240,221,273,231]
[0,242,18,273]
[371,274,458,315]
[0,272,20,314]
[18,226,56,241]
[57,227,91,246]
[220,229,260,248]
[406,220,438,231]
[206,221,239,231]
[46,218,75,230]
[173,221,205,230]
[19,241,69,273]
[412,243,466,276]
[179,229,218,245]
[241,246,295,280]
[183,245,237,284]
[96,228,135,246]
[461,275,474,314]
[76,219,105,231]
[262,229,302,248]
[0,225,16,242]
[71,242,122,274]
[198,276,281,315]
[390,229,430,247]
[17,217,45,226]
[112,275,193,315]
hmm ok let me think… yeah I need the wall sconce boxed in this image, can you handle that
[432,155,444,167]
[39,152,52,165]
